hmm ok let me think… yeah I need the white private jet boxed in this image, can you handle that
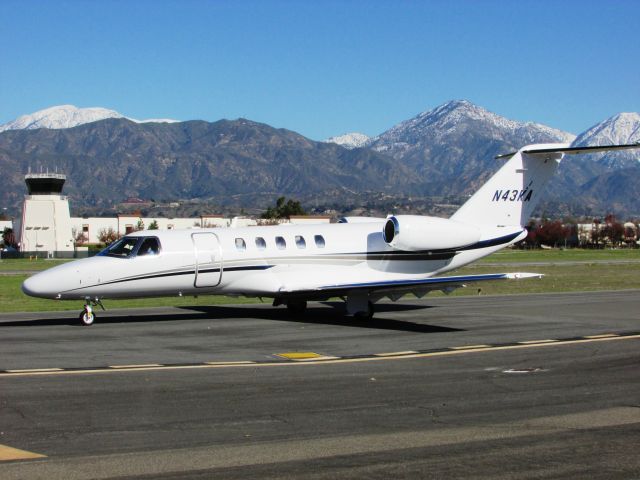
[22,142,639,325]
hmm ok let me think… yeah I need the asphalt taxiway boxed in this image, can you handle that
[0,290,639,479]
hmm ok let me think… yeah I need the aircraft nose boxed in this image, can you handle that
[21,275,35,296]
[22,271,56,298]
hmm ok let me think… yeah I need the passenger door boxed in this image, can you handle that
[192,232,222,288]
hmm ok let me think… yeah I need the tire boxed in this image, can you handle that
[79,310,95,326]
[354,301,374,320]
[286,300,307,315]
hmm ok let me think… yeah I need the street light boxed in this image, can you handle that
[0,208,6,261]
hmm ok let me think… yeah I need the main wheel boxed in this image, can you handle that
[354,301,374,320]
[79,310,95,326]
[286,300,307,315]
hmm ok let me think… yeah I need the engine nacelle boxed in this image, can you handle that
[383,215,480,251]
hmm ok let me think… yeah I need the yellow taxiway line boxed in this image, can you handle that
[0,333,638,378]
[0,444,46,462]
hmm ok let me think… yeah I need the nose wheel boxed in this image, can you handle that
[79,298,105,326]
[79,305,95,326]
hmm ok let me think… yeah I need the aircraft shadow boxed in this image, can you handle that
[183,303,463,334]
[0,303,463,333]
[0,311,217,328]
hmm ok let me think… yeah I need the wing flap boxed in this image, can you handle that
[322,271,542,291]
[279,272,543,298]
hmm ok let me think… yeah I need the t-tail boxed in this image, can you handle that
[450,142,640,229]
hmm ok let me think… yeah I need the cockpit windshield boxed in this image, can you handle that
[97,236,161,258]
[98,237,140,258]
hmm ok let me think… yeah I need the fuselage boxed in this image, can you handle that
[21,220,525,301]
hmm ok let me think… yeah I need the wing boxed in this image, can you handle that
[280,272,543,300]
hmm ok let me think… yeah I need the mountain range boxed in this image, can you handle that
[0,101,639,218]
[0,105,177,133]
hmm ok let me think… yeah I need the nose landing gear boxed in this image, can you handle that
[79,298,105,326]
[79,304,95,326]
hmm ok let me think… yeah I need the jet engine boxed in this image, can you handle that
[383,215,480,251]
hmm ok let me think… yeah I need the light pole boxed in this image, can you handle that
[0,208,6,261]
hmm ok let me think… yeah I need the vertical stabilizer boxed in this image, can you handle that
[450,143,568,228]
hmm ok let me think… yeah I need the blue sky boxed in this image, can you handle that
[1,0,638,140]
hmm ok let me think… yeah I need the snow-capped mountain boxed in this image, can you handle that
[325,132,371,149]
[0,105,178,132]
[570,112,640,168]
[138,117,179,124]
[365,100,576,196]
[371,100,575,158]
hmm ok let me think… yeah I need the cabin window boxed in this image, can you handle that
[255,237,267,250]
[295,235,306,249]
[314,235,326,248]
[137,237,161,256]
[275,236,286,250]
[235,238,247,252]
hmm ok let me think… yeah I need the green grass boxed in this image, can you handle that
[1,249,639,312]
[0,258,72,271]
[478,248,640,263]
[428,263,640,297]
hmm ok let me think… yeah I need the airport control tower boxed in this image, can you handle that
[18,173,75,257]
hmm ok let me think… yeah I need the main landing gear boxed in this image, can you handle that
[79,298,105,326]
[286,300,308,315]
[273,295,375,320]
[345,293,375,320]
[353,301,374,321]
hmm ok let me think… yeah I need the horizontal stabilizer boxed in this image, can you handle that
[495,142,640,160]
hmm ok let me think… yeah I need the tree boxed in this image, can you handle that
[536,220,570,248]
[2,228,18,249]
[74,229,88,246]
[522,220,539,248]
[602,222,624,247]
[148,220,159,230]
[261,196,306,219]
[600,213,624,247]
[98,227,119,246]
[135,218,145,231]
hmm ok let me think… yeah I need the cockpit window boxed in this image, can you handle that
[99,237,140,258]
[98,236,161,258]
[137,237,161,256]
